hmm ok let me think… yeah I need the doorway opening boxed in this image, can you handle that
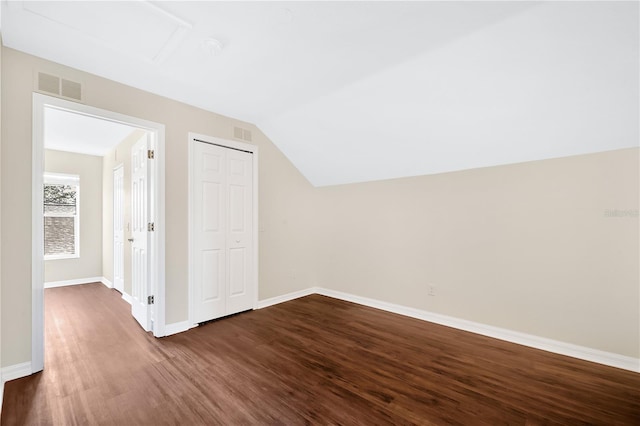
[32,93,166,373]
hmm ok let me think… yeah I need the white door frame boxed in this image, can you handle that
[32,93,166,373]
[187,132,259,328]
[113,164,124,294]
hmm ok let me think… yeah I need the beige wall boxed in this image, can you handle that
[1,48,31,365]
[315,148,639,358]
[0,47,317,367]
[102,129,145,295]
[1,45,637,368]
[44,150,103,283]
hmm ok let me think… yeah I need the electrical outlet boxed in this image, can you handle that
[428,285,436,297]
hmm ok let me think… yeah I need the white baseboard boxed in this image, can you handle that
[315,287,640,373]
[121,292,132,305]
[256,288,316,309]
[1,361,33,383]
[44,276,104,289]
[101,277,113,288]
[257,287,639,373]
[1,361,35,414]
[164,321,195,336]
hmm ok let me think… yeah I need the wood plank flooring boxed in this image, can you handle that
[2,283,639,425]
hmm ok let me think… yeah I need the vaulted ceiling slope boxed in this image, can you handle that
[2,1,638,186]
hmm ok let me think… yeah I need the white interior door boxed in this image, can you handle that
[192,141,254,323]
[131,134,151,331]
[193,142,226,322]
[113,165,124,293]
[225,148,254,314]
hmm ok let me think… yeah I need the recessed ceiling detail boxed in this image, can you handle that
[15,0,191,64]
[2,2,638,186]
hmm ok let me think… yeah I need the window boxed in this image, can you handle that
[44,173,80,259]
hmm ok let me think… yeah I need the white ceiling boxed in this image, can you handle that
[2,1,638,186]
[44,107,138,157]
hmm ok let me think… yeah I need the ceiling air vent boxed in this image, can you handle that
[35,71,84,102]
[233,126,252,142]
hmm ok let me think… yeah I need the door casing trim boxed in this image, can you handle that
[32,93,166,373]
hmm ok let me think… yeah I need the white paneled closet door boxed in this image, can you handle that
[192,141,254,323]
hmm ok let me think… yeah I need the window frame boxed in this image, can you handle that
[43,172,80,260]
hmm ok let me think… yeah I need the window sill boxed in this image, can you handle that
[45,254,80,261]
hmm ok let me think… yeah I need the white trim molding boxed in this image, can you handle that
[44,276,105,289]
[164,321,196,336]
[257,287,640,373]
[1,361,33,383]
[101,277,113,288]
[121,292,133,305]
[256,288,316,309]
[1,361,35,413]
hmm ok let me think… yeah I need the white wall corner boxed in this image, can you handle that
[101,277,113,288]
[256,287,317,309]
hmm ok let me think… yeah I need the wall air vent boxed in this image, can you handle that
[35,71,84,102]
[37,72,60,94]
[233,126,252,142]
[61,79,82,101]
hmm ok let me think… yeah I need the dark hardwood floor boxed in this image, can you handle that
[2,283,639,425]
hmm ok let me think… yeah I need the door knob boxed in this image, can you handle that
[128,238,134,242]
[236,239,240,243]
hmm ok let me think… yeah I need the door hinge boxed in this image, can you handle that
[148,222,155,232]
[147,149,155,159]
[147,295,154,305]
